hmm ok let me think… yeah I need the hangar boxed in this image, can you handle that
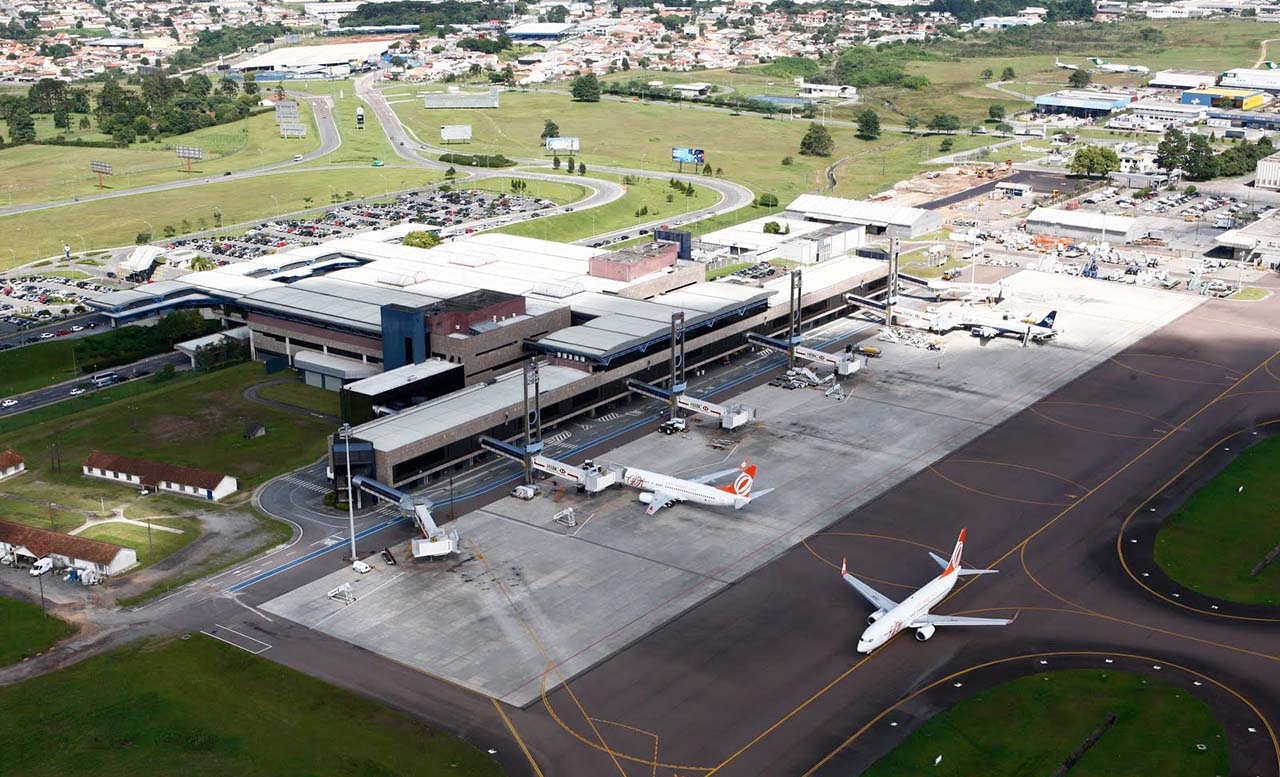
[1026,207,1136,243]
[1034,89,1136,118]
[786,193,942,238]
[232,41,390,76]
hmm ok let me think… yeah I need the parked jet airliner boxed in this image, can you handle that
[620,460,772,516]
[841,529,1014,652]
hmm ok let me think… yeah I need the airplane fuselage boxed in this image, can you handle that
[621,468,744,509]
[858,571,957,652]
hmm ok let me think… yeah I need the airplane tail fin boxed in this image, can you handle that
[1037,310,1057,329]
[943,528,965,576]
[717,461,756,498]
[931,529,999,576]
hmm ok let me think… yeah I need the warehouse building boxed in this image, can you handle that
[1127,99,1208,125]
[232,41,390,77]
[1181,87,1267,110]
[83,451,239,501]
[1217,211,1280,266]
[1219,68,1280,92]
[785,193,942,238]
[505,22,577,44]
[1253,150,1280,190]
[1034,90,1137,118]
[1026,207,1136,243]
[1148,69,1218,89]
[0,521,137,577]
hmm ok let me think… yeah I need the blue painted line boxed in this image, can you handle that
[228,321,875,593]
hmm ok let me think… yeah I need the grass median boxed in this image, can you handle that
[1155,436,1280,605]
[864,669,1228,777]
[0,635,503,776]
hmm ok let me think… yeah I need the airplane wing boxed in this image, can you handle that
[912,613,1015,627]
[690,467,742,485]
[841,563,898,611]
[644,491,677,516]
[929,551,998,576]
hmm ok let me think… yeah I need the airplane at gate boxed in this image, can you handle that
[841,529,1015,653]
[620,460,772,516]
[965,309,1059,344]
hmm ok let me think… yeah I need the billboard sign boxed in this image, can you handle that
[671,147,705,164]
[545,136,581,153]
[176,146,204,160]
[279,122,308,138]
[274,100,300,121]
[440,124,473,143]
[89,160,113,175]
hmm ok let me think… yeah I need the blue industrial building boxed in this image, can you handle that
[1034,90,1135,117]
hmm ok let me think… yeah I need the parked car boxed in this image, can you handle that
[29,557,53,577]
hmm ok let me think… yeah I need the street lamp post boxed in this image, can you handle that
[339,423,358,566]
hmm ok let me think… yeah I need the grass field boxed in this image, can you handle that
[0,635,503,776]
[255,377,340,417]
[0,167,442,271]
[290,79,401,167]
[0,596,76,667]
[863,669,1228,777]
[495,172,715,243]
[465,176,588,205]
[830,131,1004,199]
[78,517,203,571]
[1155,436,1280,604]
[0,338,80,396]
[388,88,881,200]
[0,107,320,206]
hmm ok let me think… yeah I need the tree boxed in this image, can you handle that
[940,138,954,152]
[987,103,1005,121]
[27,78,67,113]
[994,122,1013,135]
[578,163,586,175]
[799,122,834,156]
[510,178,527,193]
[78,116,90,130]
[403,230,442,249]
[854,108,880,140]
[186,72,212,97]
[980,68,993,80]
[53,105,69,129]
[1156,128,1188,171]
[570,73,601,102]
[1068,69,1092,89]
[219,76,238,97]
[904,116,919,134]
[541,119,560,143]
[1068,144,1121,177]
[927,114,961,134]
[567,157,576,173]
[242,72,259,97]
[546,4,568,23]
[1182,134,1219,180]
[1000,66,1016,81]
[702,162,713,175]
[763,221,783,234]
[552,155,561,169]
[445,166,457,179]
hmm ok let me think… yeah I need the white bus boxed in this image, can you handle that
[91,371,120,388]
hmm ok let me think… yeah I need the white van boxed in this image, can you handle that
[29,557,53,577]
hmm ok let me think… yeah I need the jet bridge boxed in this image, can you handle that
[351,475,460,559]
[748,332,863,377]
[898,273,1005,303]
[626,379,755,430]
[478,436,618,493]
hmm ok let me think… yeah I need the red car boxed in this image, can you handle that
[55,329,70,336]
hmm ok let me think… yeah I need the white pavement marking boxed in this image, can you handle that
[200,624,272,654]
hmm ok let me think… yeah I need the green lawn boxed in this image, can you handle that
[291,79,401,167]
[494,172,715,243]
[864,669,1228,777]
[0,635,503,776]
[0,496,84,533]
[0,339,80,396]
[465,176,588,205]
[830,132,1002,199]
[0,167,442,270]
[0,596,76,667]
[1155,436,1280,605]
[255,377,340,417]
[388,88,879,201]
[0,107,320,207]
[77,517,203,572]
[1229,286,1269,301]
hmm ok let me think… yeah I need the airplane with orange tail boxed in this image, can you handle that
[620,460,772,516]
[841,528,1015,653]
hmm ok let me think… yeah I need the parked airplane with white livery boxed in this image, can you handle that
[841,529,1015,653]
[620,460,772,516]
[1054,58,1080,71]
[1088,57,1150,74]
[965,309,1059,344]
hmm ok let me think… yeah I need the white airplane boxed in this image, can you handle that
[1054,58,1080,71]
[842,528,1014,653]
[964,309,1059,344]
[620,460,772,516]
[1088,57,1150,74]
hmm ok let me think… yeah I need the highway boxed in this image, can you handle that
[0,351,188,417]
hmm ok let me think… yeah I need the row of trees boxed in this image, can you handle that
[92,72,257,144]
[1157,129,1275,181]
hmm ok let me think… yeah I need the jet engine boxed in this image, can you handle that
[914,624,936,641]
[971,326,998,339]
[638,493,654,504]
[867,609,886,626]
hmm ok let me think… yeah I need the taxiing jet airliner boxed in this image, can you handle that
[841,529,1014,653]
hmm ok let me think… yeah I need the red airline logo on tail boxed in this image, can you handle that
[717,461,756,498]
[942,528,966,577]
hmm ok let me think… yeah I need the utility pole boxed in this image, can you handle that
[669,312,686,422]
[146,516,153,560]
[522,360,542,485]
[338,423,358,566]
[886,237,900,328]
[788,269,803,370]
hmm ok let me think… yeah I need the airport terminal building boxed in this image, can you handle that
[90,211,887,487]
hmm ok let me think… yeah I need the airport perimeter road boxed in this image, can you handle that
[0,93,344,218]
[0,313,110,344]
[0,351,188,417]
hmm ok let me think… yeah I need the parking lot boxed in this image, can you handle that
[261,271,1203,706]
[0,274,112,335]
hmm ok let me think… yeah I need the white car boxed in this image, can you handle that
[39,332,54,339]
[70,325,83,332]
[293,154,304,162]
[69,387,86,396]
[1,399,16,408]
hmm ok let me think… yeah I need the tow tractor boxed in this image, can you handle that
[658,417,687,435]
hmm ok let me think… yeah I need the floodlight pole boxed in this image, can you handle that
[669,312,686,422]
[339,423,357,564]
